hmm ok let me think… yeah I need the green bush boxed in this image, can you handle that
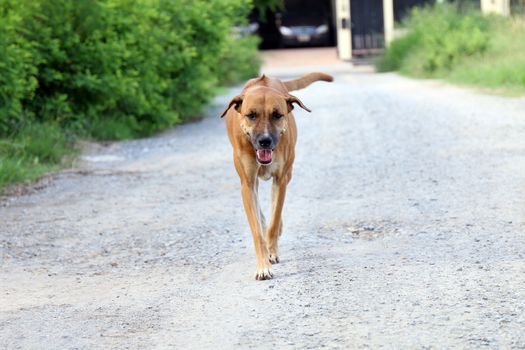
[377,3,490,76]
[376,32,420,72]
[0,0,261,191]
[0,0,38,135]
[0,0,260,139]
[447,16,525,93]
[377,3,525,94]
[410,5,489,75]
[216,35,262,86]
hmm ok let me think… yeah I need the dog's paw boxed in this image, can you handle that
[268,254,280,264]
[254,267,273,280]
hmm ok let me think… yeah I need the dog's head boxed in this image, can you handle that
[220,86,310,165]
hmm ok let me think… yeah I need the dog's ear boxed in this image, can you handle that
[286,94,311,113]
[220,95,243,118]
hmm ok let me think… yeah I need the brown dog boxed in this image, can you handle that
[221,72,333,280]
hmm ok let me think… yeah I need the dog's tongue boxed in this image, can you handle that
[256,149,272,163]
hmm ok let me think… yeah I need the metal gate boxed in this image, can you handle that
[350,0,384,55]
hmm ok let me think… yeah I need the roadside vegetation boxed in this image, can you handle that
[376,3,525,95]
[0,0,262,192]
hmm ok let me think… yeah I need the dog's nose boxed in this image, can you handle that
[258,137,272,149]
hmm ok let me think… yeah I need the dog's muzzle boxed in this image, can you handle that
[255,135,276,165]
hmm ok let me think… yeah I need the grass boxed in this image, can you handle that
[0,123,76,192]
[376,3,525,95]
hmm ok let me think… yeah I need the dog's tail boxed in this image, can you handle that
[283,72,333,92]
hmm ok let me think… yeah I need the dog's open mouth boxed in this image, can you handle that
[256,149,273,165]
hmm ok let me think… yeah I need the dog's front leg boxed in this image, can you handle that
[266,177,287,264]
[240,180,272,280]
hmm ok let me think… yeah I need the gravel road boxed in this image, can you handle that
[1,66,525,349]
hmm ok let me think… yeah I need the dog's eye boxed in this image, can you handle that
[272,112,284,120]
[245,113,257,120]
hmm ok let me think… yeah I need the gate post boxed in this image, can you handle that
[336,0,352,60]
[383,0,395,46]
[481,0,510,16]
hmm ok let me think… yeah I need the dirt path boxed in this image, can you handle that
[1,64,525,349]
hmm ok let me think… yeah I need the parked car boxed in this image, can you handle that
[249,0,334,49]
[278,20,331,47]
[276,0,334,47]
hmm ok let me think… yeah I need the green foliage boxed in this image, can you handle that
[253,0,284,21]
[0,0,38,135]
[379,3,490,76]
[88,117,138,140]
[0,0,260,139]
[0,0,262,191]
[376,3,488,75]
[447,16,525,94]
[375,32,420,72]
[405,4,489,75]
[377,3,525,94]
[216,36,262,85]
